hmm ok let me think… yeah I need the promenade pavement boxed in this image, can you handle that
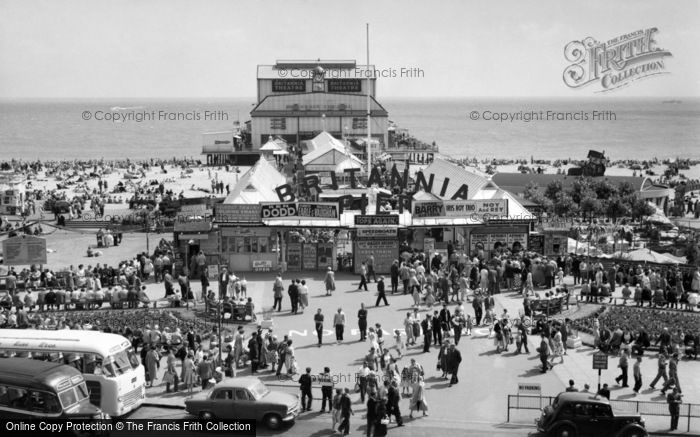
[134,272,699,435]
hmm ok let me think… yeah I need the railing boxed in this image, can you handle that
[507,394,698,433]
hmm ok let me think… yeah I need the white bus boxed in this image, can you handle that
[0,329,146,417]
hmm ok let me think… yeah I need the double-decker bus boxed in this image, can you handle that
[0,329,145,417]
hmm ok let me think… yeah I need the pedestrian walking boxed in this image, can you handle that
[197,355,213,391]
[334,307,346,343]
[367,254,377,282]
[649,352,669,390]
[633,356,643,394]
[387,379,404,426]
[181,353,195,394]
[358,303,368,341]
[421,314,433,353]
[320,367,334,413]
[393,329,405,357]
[375,277,389,306]
[331,388,342,431]
[314,309,324,347]
[537,334,551,373]
[358,262,369,291]
[164,347,179,393]
[409,376,428,418]
[366,389,377,437]
[447,343,462,386]
[615,350,630,387]
[337,388,353,435]
[662,352,682,394]
[273,274,284,311]
[299,367,313,412]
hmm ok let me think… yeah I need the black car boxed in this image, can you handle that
[536,392,647,437]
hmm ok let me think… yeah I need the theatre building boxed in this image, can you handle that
[250,60,389,149]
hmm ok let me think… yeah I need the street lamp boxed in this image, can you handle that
[184,239,195,309]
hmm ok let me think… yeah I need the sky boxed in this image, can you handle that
[0,0,698,99]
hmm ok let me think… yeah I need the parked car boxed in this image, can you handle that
[185,377,299,430]
[536,392,647,437]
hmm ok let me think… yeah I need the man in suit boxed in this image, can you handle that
[447,344,462,386]
[218,267,229,300]
[288,280,299,314]
[439,303,452,340]
[298,367,314,412]
[390,260,400,294]
[338,388,353,436]
[375,277,389,306]
[387,380,403,426]
[421,314,433,353]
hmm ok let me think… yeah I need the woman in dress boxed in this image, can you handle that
[181,353,196,394]
[324,267,336,296]
[424,285,436,309]
[412,282,422,308]
[437,340,449,379]
[393,329,405,357]
[404,313,415,346]
[409,376,428,418]
[298,279,309,311]
[549,329,565,366]
[284,339,296,374]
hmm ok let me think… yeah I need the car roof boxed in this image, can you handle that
[212,377,262,390]
[557,392,609,404]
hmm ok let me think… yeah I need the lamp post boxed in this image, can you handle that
[185,239,195,309]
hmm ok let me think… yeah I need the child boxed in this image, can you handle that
[465,314,473,336]
[401,366,411,396]
[393,329,405,358]
[621,283,632,305]
[245,297,256,322]
[557,268,564,286]
[425,287,436,308]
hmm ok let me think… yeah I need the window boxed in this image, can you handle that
[235,238,244,254]
[258,237,269,253]
[250,238,258,253]
[593,404,612,417]
[221,237,228,253]
[235,389,250,401]
[8,388,29,409]
[59,388,78,408]
[573,403,593,417]
[214,389,233,400]
[243,237,251,253]
[0,385,10,406]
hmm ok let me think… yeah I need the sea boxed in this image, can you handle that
[1,97,699,161]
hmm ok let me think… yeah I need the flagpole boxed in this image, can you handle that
[366,23,371,178]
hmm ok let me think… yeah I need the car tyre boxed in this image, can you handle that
[264,413,282,430]
[623,429,647,437]
[555,424,576,437]
[198,411,215,420]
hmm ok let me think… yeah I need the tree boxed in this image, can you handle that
[544,180,564,202]
[605,196,630,221]
[628,197,655,221]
